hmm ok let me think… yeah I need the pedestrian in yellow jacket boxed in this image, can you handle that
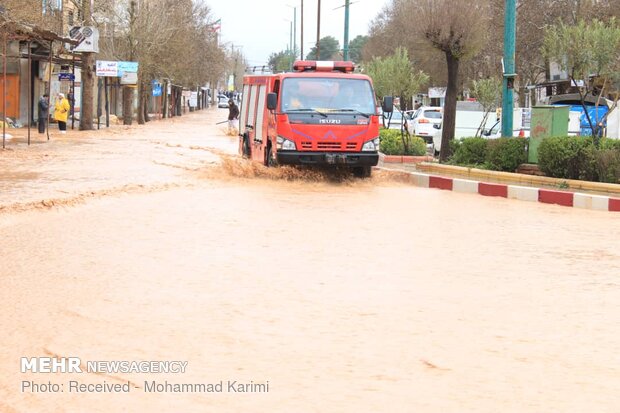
[54,93,70,134]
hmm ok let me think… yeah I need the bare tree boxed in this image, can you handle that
[416,0,488,162]
[93,0,227,123]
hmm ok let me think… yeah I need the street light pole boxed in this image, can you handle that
[316,0,321,59]
[301,0,304,59]
[290,21,293,53]
[293,6,297,57]
[343,0,350,60]
[501,0,517,137]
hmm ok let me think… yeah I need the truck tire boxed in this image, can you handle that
[353,166,372,178]
[242,134,251,158]
[265,143,277,167]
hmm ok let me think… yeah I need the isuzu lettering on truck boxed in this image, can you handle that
[238,60,393,177]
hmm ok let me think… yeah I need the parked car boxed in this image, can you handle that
[218,95,229,108]
[380,109,411,131]
[410,106,443,139]
[482,120,530,138]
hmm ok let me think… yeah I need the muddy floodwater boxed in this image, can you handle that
[1,109,619,412]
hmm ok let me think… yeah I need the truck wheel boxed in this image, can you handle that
[265,144,277,167]
[353,166,372,178]
[242,134,251,158]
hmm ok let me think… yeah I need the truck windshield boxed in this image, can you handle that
[281,78,376,115]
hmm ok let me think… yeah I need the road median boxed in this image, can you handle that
[415,162,620,195]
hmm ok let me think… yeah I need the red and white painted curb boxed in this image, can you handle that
[399,171,620,212]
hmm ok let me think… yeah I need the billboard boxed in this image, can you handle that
[70,26,99,53]
[96,61,139,79]
[96,61,118,77]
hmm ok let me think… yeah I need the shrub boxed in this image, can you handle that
[379,129,427,156]
[600,138,620,151]
[485,138,528,172]
[538,136,597,180]
[595,148,620,183]
[450,137,487,166]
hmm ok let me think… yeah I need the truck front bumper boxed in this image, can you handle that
[277,151,379,166]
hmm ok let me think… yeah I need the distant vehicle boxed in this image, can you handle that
[410,106,443,138]
[380,110,410,131]
[482,120,530,138]
[218,95,229,108]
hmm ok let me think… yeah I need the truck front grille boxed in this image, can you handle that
[317,141,342,150]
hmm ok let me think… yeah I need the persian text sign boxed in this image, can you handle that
[96,61,118,77]
[118,61,139,75]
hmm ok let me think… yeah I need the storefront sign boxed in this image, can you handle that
[58,73,75,81]
[70,26,100,53]
[96,60,118,77]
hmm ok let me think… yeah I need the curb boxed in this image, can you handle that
[415,162,620,195]
[377,168,620,212]
[379,153,434,164]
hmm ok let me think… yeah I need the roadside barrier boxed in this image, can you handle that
[378,168,620,212]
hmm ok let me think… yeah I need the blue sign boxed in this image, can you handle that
[58,73,75,81]
[117,61,139,75]
[152,81,162,97]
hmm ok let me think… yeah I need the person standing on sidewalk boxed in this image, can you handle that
[54,93,70,134]
[37,94,49,134]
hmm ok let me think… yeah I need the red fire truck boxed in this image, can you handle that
[238,60,393,177]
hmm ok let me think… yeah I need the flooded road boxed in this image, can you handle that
[1,109,619,412]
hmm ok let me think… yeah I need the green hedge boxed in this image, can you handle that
[379,129,427,156]
[486,138,528,172]
[450,137,527,172]
[538,137,620,183]
[448,135,620,182]
[450,137,488,166]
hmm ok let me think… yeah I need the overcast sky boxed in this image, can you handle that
[208,0,390,67]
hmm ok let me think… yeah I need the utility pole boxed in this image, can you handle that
[343,0,350,61]
[80,0,95,130]
[301,0,304,59]
[290,20,293,53]
[316,0,321,59]
[293,6,297,58]
[501,0,516,138]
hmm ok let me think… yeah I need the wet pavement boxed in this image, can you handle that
[1,108,619,412]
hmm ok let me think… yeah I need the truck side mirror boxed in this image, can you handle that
[382,96,393,113]
[267,93,277,111]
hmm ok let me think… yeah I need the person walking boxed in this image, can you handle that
[54,93,70,134]
[227,99,239,135]
[37,94,49,134]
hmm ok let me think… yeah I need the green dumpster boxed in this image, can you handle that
[529,105,569,163]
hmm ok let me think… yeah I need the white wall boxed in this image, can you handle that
[607,105,620,139]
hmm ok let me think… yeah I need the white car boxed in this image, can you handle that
[410,106,443,138]
[218,95,229,108]
[482,120,530,138]
[380,110,410,131]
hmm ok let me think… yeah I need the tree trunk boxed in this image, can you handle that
[79,0,94,131]
[138,80,145,125]
[122,86,133,125]
[439,52,459,163]
[162,80,168,118]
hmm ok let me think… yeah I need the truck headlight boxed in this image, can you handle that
[277,136,296,150]
[362,137,380,152]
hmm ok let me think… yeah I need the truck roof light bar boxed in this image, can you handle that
[293,60,355,73]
